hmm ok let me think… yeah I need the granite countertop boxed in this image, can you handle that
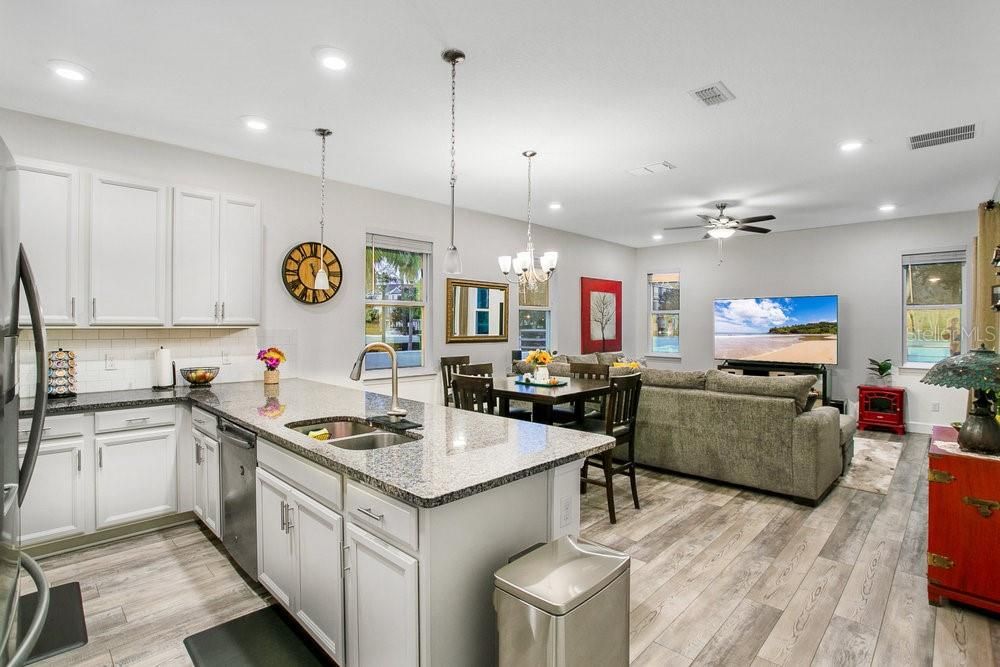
[21,379,615,508]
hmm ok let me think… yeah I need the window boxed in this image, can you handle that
[648,273,680,355]
[903,251,965,365]
[364,234,432,370]
[518,279,552,353]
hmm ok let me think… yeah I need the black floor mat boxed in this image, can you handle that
[184,605,334,667]
[18,581,88,664]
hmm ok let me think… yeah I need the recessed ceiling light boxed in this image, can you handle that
[652,233,663,241]
[928,276,941,283]
[548,202,562,210]
[879,203,897,212]
[314,47,349,72]
[241,116,269,131]
[47,60,91,82]
[839,139,865,152]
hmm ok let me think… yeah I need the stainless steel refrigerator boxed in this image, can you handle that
[0,134,52,666]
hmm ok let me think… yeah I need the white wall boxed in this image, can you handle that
[633,210,977,431]
[0,108,636,402]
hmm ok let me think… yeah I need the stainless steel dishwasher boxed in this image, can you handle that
[218,419,258,579]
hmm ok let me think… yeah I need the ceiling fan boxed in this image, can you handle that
[668,203,776,239]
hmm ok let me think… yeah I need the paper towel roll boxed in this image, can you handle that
[154,347,173,387]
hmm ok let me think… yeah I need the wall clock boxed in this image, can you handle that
[282,242,342,304]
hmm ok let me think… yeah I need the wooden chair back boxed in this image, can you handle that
[569,362,610,380]
[440,355,471,404]
[451,374,495,414]
[604,374,643,436]
[458,362,494,377]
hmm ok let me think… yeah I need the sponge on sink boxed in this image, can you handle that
[307,428,330,440]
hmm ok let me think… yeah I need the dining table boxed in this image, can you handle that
[491,374,612,425]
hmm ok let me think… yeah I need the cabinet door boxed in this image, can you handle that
[202,434,221,537]
[18,439,86,544]
[256,468,296,608]
[192,430,206,522]
[218,194,261,325]
[172,187,219,325]
[345,522,419,667]
[95,427,177,529]
[292,489,345,662]
[16,159,80,326]
[90,173,168,325]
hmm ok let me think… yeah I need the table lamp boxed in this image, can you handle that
[921,345,1000,454]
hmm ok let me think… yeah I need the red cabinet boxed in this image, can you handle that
[927,425,1000,614]
[857,385,906,435]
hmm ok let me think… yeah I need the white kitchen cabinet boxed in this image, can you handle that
[89,173,168,325]
[218,194,261,325]
[172,187,220,325]
[16,159,80,326]
[256,468,296,608]
[192,430,221,537]
[18,438,87,544]
[95,426,177,529]
[345,521,419,667]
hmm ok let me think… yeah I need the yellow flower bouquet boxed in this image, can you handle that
[525,349,553,366]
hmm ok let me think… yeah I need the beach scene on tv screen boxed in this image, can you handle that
[714,295,838,364]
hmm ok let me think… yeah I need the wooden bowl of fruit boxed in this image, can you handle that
[179,367,219,388]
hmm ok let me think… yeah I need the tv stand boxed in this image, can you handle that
[717,360,832,405]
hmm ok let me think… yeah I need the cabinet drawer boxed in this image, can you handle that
[18,414,87,443]
[95,405,175,433]
[258,439,343,511]
[192,407,217,437]
[345,480,418,552]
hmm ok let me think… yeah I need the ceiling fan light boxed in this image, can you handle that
[708,227,736,239]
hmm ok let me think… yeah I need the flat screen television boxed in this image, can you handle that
[713,294,838,365]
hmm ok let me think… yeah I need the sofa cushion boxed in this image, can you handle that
[704,369,816,412]
[567,353,599,364]
[839,414,857,445]
[595,351,624,365]
[640,368,707,390]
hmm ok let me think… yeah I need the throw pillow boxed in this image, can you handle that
[640,368,707,390]
[596,351,624,365]
[704,369,816,412]
[567,353,599,364]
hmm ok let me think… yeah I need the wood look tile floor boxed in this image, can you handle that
[21,432,999,666]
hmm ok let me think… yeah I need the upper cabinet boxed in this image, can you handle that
[89,173,168,325]
[172,191,260,326]
[17,159,80,326]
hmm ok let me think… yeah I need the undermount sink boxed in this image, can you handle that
[285,418,415,451]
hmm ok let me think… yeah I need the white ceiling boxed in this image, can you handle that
[2,0,998,248]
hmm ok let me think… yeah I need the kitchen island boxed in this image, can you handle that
[23,379,615,665]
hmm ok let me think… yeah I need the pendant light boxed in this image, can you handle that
[314,128,332,291]
[498,151,558,285]
[442,49,465,275]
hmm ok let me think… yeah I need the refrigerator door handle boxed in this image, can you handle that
[17,245,48,506]
[8,554,51,667]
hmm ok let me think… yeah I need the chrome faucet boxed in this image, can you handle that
[349,342,408,423]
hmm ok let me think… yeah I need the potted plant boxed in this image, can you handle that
[525,349,553,382]
[258,347,287,385]
[867,358,893,385]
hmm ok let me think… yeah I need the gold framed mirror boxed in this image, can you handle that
[445,278,509,343]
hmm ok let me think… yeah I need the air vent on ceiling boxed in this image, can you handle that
[627,161,677,176]
[909,124,975,150]
[689,81,735,107]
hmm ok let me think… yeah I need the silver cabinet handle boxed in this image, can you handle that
[125,417,150,424]
[19,427,50,435]
[343,544,351,576]
[76,450,81,472]
[221,302,225,321]
[195,442,202,465]
[71,296,76,319]
[98,447,103,469]
[284,506,294,533]
[279,500,287,531]
[92,297,97,319]
[214,302,219,322]
[357,507,384,522]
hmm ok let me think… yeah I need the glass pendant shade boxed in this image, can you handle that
[314,264,330,290]
[443,246,463,275]
[498,255,512,274]
[540,251,558,272]
[708,227,736,239]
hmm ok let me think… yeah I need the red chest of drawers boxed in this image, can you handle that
[927,425,1000,613]
[857,385,906,435]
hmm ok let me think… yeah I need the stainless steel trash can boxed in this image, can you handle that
[494,535,630,666]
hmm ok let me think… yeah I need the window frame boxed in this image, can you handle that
[900,248,968,370]
[517,273,556,355]
[647,272,681,358]
[363,233,433,377]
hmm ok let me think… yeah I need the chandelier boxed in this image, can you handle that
[498,151,558,285]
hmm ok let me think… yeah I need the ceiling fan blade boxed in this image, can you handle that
[664,224,711,231]
[737,225,771,234]
[696,214,715,222]
[735,215,776,224]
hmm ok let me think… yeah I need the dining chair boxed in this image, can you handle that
[458,362,494,376]
[552,362,610,425]
[440,355,471,405]
[573,373,642,524]
[460,362,532,421]
[451,374,495,415]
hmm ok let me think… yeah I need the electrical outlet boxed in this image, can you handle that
[931,402,941,412]
[104,354,117,371]
[221,350,231,365]
[559,496,572,528]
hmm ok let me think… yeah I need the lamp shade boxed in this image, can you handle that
[921,345,1000,392]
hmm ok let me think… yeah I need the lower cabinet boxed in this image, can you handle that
[192,430,221,537]
[344,521,419,667]
[256,468,346,663]
[95,426,177,529]
[18,439,87,545]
